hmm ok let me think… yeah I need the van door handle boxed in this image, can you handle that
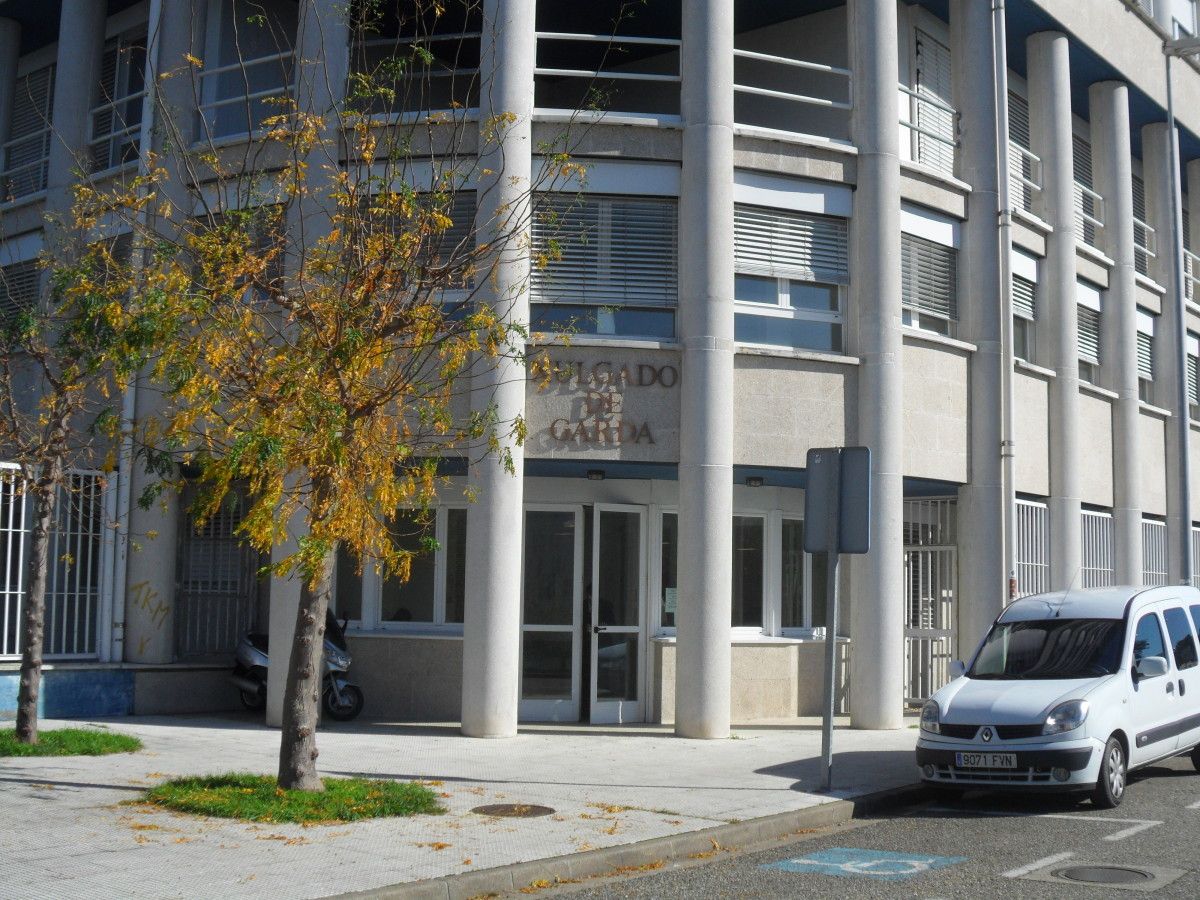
[1180,679,1187,696]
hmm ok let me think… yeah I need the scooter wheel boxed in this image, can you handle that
[323,684,364,722]
[239,688,266,711]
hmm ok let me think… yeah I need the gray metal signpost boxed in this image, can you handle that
[804,446,871,792]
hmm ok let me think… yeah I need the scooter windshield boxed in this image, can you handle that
[325,609,349,652]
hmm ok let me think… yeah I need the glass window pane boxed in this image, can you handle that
[523,510,577,625]
[380,512,436,622]
[732,516,764,628]
[596,633,638,700]
[444,509,467,624]
[735,314,841,352]
[735,274,778,305]
[660,513,678,628]
[522,632,573,699]
[781,519,805,629]
[788,282,838,312]
[334,544,362,621]
[1133,613,1167,664]
[530,303,675,339]
[1164,607,1198,670]
[597,511,640,627]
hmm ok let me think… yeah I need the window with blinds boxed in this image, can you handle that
[91,30,148,172]
[531,193,677,339]
[1188,333,1199,412]
[912,29,955,176]
[1012,274,1036,362]
[1132,174,1153,277]
[0,260,41,320]
[901,233,958,335]
[732,204,847,352]
[1008,92,1035,212]
[1073,134,1101,247]
[1077,305,1101,365]
[2,65,55,200]
[1137,310,1156,390]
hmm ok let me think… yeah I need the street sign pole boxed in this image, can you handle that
[820,547,840,792]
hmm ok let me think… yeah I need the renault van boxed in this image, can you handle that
[915,586,1200,807]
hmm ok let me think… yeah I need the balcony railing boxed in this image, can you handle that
[899,83,957,176]
[1008,142,1042,213]
[89,89,148,173]
[1073,181,1105,248]
[1185,248,1200,301]
[197,50,296,140]
[352,32,481,117]
[733,48,851,142]
[0,131,50,201]
[1134,215,1157,277]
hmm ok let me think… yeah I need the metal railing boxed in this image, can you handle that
[1015,498,1050,598]
[902,497,957,706]
[89,88,148,172]
[1186,248,1200,300]
[353,32,481,116]
[196,50,296,138]
[1074,181,1105,247]
[898,83,957,175]
[0,132,51,200]
[733,48,851,139]
[1081,509,1116,588]
[1143,519,1169,586]
[534,31,681,119]
[1008,142,1043,213]
[1134,214,1158,277]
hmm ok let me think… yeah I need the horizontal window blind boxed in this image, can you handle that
[1072,135,1093,188]
[1012,275,1036,320]
[1189,334,1200,404]
[0,260,41,318]
[901,233,957,322]
[1137,331,1154,381]
[734,204,848,283]
[1008,91,1030,149]
[532,194,678,308]
[1078,305,1101,365]
[2,65,54,197]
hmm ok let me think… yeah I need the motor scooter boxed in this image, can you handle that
[230,609,364,721]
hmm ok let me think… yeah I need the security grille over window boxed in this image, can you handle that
[1016,498,1050,597]
[176,487,260,658]
[1,466,111,659]
[1073,135,1104,247]
[0,260,41,320]
[1008,91,1042,213]
[903,498,957,705]
[1132,174,1156,277]
[1,65,54,201]
[90,29,148,172]
[901,233,958,332]
[1142,519,1168,587]
[1081,509,1116,588]
[531,193,677,338]
[902,30,956,176]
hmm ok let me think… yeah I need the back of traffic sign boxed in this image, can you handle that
[803,446,871,554]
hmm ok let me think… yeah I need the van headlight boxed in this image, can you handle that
[1043,699,1089,736]
[920,700,941,734]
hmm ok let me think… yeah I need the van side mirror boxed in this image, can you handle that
[1135,655,1169,680]
[949,660,966,679]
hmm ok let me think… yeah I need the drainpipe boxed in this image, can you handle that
[992,0,1017,597]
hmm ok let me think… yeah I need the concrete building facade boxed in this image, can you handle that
[4,0,1200,732]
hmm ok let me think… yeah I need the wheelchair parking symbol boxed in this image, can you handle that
[762,847,967,881]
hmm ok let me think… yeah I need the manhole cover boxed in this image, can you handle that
[471,803,555,818]
[1057,866,1155,885]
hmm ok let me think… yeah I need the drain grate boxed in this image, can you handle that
[471,803,555,818]
[1057,866,1155,886]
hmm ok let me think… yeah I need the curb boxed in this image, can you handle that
[332,782,929,900]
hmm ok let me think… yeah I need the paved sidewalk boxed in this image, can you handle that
[0,714,918,900]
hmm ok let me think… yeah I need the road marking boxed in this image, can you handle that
[1001,852,1074,879]
[923,807,1162,842]
[762,848,968,881]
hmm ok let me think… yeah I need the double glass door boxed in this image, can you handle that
[520,505,645,724]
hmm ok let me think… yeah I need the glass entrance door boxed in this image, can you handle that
[519,508,583,722]
[589,505,646,724]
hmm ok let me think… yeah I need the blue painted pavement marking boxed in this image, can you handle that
[761,847,968,881]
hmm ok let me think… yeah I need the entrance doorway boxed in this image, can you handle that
[519,505,646,723]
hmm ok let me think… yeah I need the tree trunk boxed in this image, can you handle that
[15,465,61,744]
[277,502,336,791]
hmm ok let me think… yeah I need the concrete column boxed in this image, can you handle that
[1091,82,1141,585]
[0,20,20,153]
[45,0,107,219]
[460,0,534,739]
[1145,122,1190,583]
[1027,32,1081,588]
[951,0,1006,646]
[847,0,903,730]
[673,0,734,740]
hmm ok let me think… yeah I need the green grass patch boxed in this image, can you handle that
[0,727,142,757]
[143,773,445,824]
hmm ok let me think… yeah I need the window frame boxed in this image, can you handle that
[733,276,845,353]
[900,231,959,337]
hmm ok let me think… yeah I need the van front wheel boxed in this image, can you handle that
[1092,736,1126,809]
[1191,744,1200,772]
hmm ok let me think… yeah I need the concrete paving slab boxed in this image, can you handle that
[0,714,918,899]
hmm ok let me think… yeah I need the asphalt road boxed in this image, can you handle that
[547,753,1200,898]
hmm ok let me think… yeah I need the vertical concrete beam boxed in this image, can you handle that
[45,0,107,220]
[1145,122,1189,584]
[1027,32,1081,589]
[951,0,1006,646]
[674,0,734,740]
[1091,82,1141,585]
[460,0,534,739]
[0,20,20,154]
[847,0,903,730]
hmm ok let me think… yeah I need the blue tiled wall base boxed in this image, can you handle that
[0,669,135,719]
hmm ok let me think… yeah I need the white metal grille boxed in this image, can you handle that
[1142,519,1168,587]
[532,194,678,309]
[1081,509,1116,588]
[176,488,261,658]
[901,233,958,324]
[1016,498,1050,597]
[1,467,109,659]
[903,498,957,705]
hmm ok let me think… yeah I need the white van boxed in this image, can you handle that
[916,586,1200,807]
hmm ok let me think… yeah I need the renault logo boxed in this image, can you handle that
[981,727,994,743]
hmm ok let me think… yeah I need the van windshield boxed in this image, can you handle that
[968,618,1124,680]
